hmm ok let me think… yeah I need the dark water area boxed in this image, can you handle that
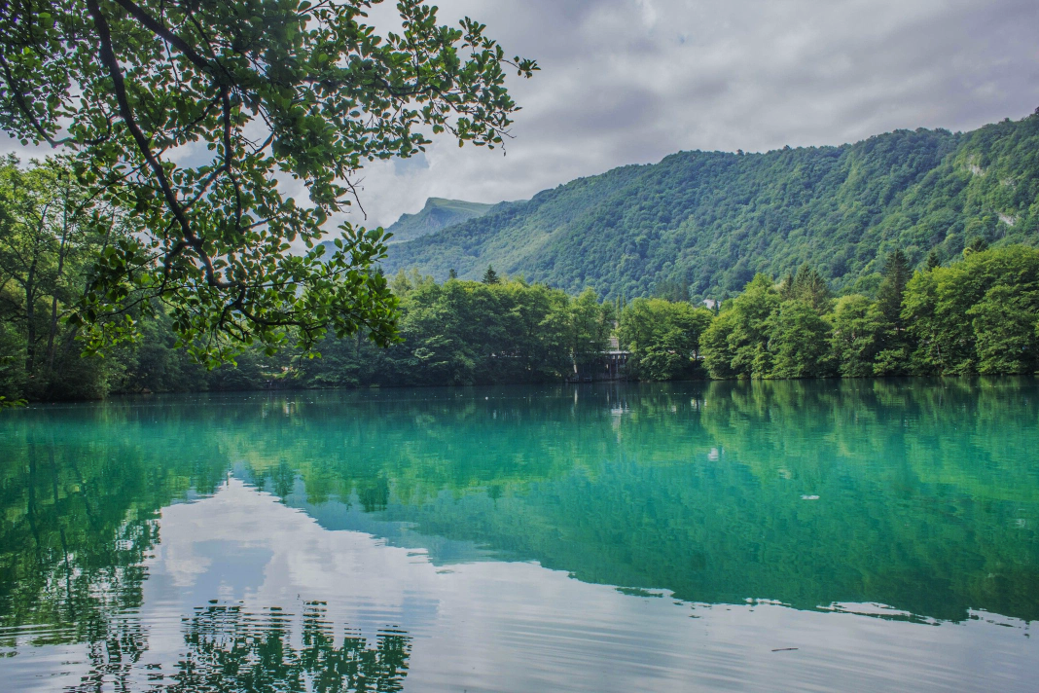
[1,378,1037,691]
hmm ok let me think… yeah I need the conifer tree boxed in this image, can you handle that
[790,264,831,313]
[877,250,912,326]
[873,249,914,374]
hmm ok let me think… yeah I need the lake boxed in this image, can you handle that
[1,378,1037,692]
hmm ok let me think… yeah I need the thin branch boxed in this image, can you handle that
[342,176,367,220]
[87,0,233,291]
[111,0,212,72]
[220,88,244,234]
[0,51,57,146]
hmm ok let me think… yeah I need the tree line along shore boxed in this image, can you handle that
[3,166,1037,403]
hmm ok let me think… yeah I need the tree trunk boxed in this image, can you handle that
[45,194,71,373]
[24,253,37,377]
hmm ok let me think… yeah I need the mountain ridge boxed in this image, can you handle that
[380,114,1039,300]
[383,197,496,244]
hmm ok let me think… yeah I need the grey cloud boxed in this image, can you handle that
[11,1,1033,232]
[393,152,430,176]
[350,0,1039,228]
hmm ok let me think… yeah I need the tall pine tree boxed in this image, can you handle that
[874,249,914,374]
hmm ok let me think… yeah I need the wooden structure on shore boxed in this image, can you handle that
[568,337,630,382]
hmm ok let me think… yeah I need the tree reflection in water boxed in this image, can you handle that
[65,603,410,693]
[2,380,1039,689]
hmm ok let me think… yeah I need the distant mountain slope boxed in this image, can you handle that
[384,197,495,243]
[381,115,1039,300]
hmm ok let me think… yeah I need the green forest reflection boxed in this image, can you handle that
[1,378,1038,663]
[56,604,410,693]
[156,604,409,693]
[0,417,222,649]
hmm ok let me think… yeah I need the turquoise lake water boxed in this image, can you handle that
[1,378,1037,691]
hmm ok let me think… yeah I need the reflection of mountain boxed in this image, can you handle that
[241,379,1039,623]
[279,480,500,566]
[2,378,1038,656]
[363,457,1037,622]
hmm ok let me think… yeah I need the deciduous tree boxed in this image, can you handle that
[0,0,536,364]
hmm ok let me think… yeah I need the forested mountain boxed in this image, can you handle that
[5,120,1039,403]
[380,114,1039,301]
[318,198,493,261]
[382,197,496,244]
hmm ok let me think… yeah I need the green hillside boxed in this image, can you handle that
[380,114,1039,300]
[384,197,495,243]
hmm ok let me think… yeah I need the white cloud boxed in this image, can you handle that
[15,478,1033,693]
[7,1,1038,234]
[339,0,1039,229]
[634,0,659,28]
[340,0,1039,227]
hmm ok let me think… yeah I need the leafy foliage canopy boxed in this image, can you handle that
[0,0,536,364]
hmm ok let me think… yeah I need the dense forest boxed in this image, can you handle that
[3,123,1039,402]
[381,113,1039,301]
[0,159,617,401]
[698,244,1039,379]
[283,242,1039,387]
[2,160,1036,404]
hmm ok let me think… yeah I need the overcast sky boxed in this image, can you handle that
[339,0,1039,229]
[5,0,1036,231]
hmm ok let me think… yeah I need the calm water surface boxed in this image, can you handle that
[1,379,1038,692]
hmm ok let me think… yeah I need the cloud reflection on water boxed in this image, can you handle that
[120,479,1038,693]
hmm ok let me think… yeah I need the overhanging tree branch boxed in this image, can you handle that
[0,0,537,365]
